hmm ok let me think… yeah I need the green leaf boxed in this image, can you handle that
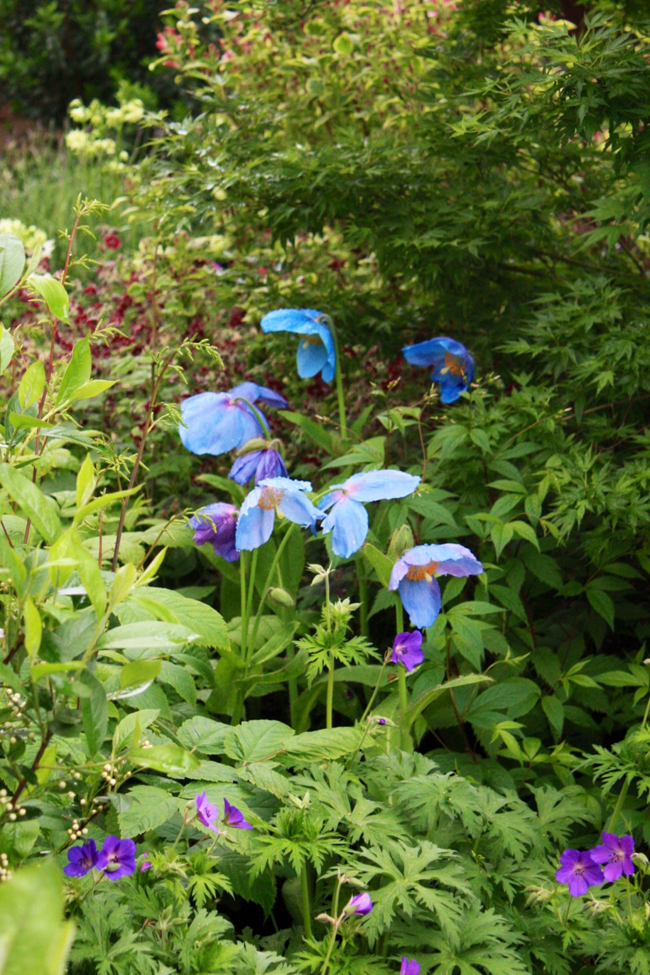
[224,720,294,764]
[159,660,197,706]
[0,234,25,298]
[68,379,117,401]
[97,621,199,653]
[112,709,160,752]
[28,273,69,322]
[178,716,231,755]
[18,361,45,410]
[333,31,354,55]
[0,325,15,375]
[0,859,74,975]
[80,670,108,756]
[541,695,564,740]
[129,744,200,775]
[283,727,361,762]
[30,661,85,680]
[117,587,230,651]
[23,597,42,660]
[405,674,492,728]
[280,410,334,453]
[56,336,91,405]
[250,622,299,666]
[586,587,615,630]
[112,659,162,700]
[118,785,181,837]
[76,455,95,509]
[0,463,61,543]
[363,542,394,587]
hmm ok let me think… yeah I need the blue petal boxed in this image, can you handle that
[255,449,288,482]
[343,470,420,503]
[230,381,288,409]
[229,451,262,485]
[398,577,442,628]
[236,505,275,550]
[260,308,325,335]
[259,476,313,493]
[403,336,468,367]
[438,378,470,404]
[278,490,321,528]
[179,393,263,455]
[321,498,369,558]
[296,339,329,379]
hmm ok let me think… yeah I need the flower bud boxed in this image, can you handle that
[267,587,295,608]
[389,523,414,559]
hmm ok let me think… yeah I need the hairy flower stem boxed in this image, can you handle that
[249,524,297,648]
[327,319,347,440]
[356,558,368,637]
[395,602,409,748]
[245,548,259,662]
[301,863,313,940]
[607,779,630,833]
[321,879,343,975]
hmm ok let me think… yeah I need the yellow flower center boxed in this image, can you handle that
[405,560,439,583]
[440,352,466,378]
[259,486,285,511]
[301,334,323,348]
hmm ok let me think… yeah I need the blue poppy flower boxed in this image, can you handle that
[236,476,320,551]
[179,382,288,457]
[229,447,288,486]
[389,543,483,628]
[318,470,420,559]
[260,308,336,383]
[189,503,239,562]
[403,336,475,403]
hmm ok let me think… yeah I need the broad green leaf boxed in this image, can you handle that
[97,621,199,654]
[405,674,492,728]
[0,859,74,975]
[18,360,45,410]
[68,379,117,401]
[224,720,294,764]
[586,586,615,630]
[56,336,91,405]
[283,727,362,762]
[113,709,160,752]
[159,660,197,706]
[80,670,108,756]
[117,587,230,651]
[130,744,200,775]
[118,785,181,837]
[541,695,564,740]
[76,454,95,509]
[0,325,15,374]
[280,410,334,453]
[250,622,299,666]
[23,597,42,660]
[178,716,231,755]
[30,661,85,680]
[0,234,25,298]
[0,463,61,543]
[28,273,69,322]
[363,542,394,587]
[73,487,138,526]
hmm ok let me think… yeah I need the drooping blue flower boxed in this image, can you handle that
[190,503,239,562]
[96,836,137,880]
[223,798,253,830]
[236,476,320,551]
[179,382,287,456]
[590,833,635,882]
[229,447,288,486]
[403,336,475,403]
[391,630,424,672]
[260,308,336,383]
[319,470,420,558]
[64,838,99,877]
[555,849,604,896]
[389,543,483,628]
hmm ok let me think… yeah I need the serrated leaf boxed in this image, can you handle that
[118,785,181,837]
[130,745,200,775]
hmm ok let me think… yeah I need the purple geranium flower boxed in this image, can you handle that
[223,798,253,830]
[195,792,220,834]
[318,470,421,559]
[64,838,99,877]
[389,543,483,628]
[401,960,421,975]
[140,852,152,872]
[179,382,287,457]
[236,476,320,551]
[555,849,604,896]
[391,630,424,672]
[403,336,475,404]
[261,308,336,383]
[590,833,635,882]
[96,836,137,880]
[190,502,239,562]
[229,447,288,486]
[345,892,373,916]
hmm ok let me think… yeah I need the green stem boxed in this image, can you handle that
[395,602,409,748]
[346,656,390,768]
[301,863,313,940]
[321,880,343,975]
[245,548,259,662]
[356,558,368,637]
[607,778,630,833]
[642,693,650,729]
[326,318,347,439]
[249,524,297,648]
[239,551,248,662]
[326,658,335,730]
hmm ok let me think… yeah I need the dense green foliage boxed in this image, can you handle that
[1,1,650,973]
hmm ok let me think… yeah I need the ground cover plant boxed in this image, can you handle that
[1,1,650,973]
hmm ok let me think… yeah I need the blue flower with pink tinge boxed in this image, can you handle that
[236,476,320,551]
[229,446,288,486]
[389,544,483,628]
[345,892,373,916]
[179,382,287,456]
[261,308,336,383]
[319,470,420,558]
[403,336,474,403]
[190,503,239,562]
[392,630,424,672]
